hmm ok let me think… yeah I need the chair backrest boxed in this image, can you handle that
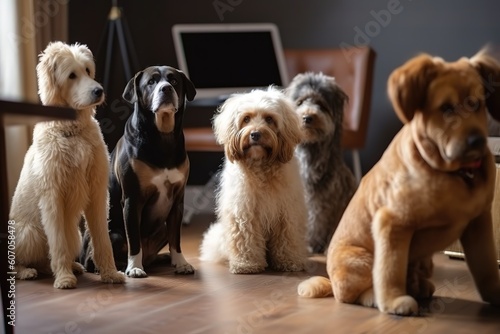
[284,46,376,149]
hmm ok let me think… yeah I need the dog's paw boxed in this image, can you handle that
[174,263,195,275]
[229,262,265,274]
[273,261,305,272]
[297,276,333,298]
[72,262,85,275]
[381,295,418,316]
[54,274,77,289]
[171,251,195,274]
[17,268,38,280]
[358,288,376,308]
[126,267,148,278]
[100,271,126,284]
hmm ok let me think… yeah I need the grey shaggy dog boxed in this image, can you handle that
[286,72,357,254]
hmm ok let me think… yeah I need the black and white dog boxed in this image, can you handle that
[286,72,357,254]
[82,66,196,277]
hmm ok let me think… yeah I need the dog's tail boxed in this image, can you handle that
[199,222,228,263]
[297,276,333,298]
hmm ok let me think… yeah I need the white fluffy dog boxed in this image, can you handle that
[9,41,125,288]
[199,87,308,274]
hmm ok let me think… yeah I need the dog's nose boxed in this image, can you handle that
[303,115,314,124]
[161,85,173,94]
[467,133,486,149]
[250,131,261,142]
[92,87,103,98]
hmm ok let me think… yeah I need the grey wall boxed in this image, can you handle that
[69,0,500,176]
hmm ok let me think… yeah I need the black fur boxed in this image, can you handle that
[81,66,196,276]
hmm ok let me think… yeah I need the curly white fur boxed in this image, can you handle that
[10,41,125,288]
[199,87,308,274]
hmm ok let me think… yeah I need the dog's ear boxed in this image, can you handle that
[36,41,65,105]
[178,70,197,102]
[277,99,303,164]
[387,54,440,123]
[74,43,96,79]
[123,71,143,104]
[74,43,93,58]
[212,95,240,163]
[470,52,500,122]
[284,73,306,99]
[327,76,349,118]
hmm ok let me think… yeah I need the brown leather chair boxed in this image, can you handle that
[184,46,376,181]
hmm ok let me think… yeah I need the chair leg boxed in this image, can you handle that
[352,149,362,183]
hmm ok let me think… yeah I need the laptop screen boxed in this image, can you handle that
[172,23,289,99]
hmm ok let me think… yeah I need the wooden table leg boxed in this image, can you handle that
[1,118,15,334]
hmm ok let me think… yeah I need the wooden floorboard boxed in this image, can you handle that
[14,213,500,334]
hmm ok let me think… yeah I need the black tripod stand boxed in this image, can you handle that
[98,0,139,93]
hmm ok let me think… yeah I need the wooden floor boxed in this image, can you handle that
[14,213,500,334]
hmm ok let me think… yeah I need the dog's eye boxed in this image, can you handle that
[148,79,156,85]
[243,116,251,123]
[464,97,482,112]
[265,116,274,124]
[69,72,76,79]
[170,79,178,86]
[440,103,454,113]
[86,68,90,75]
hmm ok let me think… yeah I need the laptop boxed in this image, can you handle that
[172,23,289,102]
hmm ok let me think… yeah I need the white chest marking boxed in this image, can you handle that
[151,168,184,188]
[149,168,184,220]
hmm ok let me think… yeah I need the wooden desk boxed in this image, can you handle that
[0,100,75,334]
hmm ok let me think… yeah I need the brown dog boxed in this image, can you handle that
[298,51,500,316]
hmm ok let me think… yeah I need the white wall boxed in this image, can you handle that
[0,0,37,205]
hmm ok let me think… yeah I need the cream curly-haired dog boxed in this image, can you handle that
[9,41,125,288]
[199,87,308,274]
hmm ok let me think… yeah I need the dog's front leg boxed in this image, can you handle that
[167,193,195,274]
[461,211,500,305]
[268,215,306,272]
[84,178,125,285]
[372,208,418,316]
[123,196,147,278]
[228,216,267,274]
[39,196,78,289]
